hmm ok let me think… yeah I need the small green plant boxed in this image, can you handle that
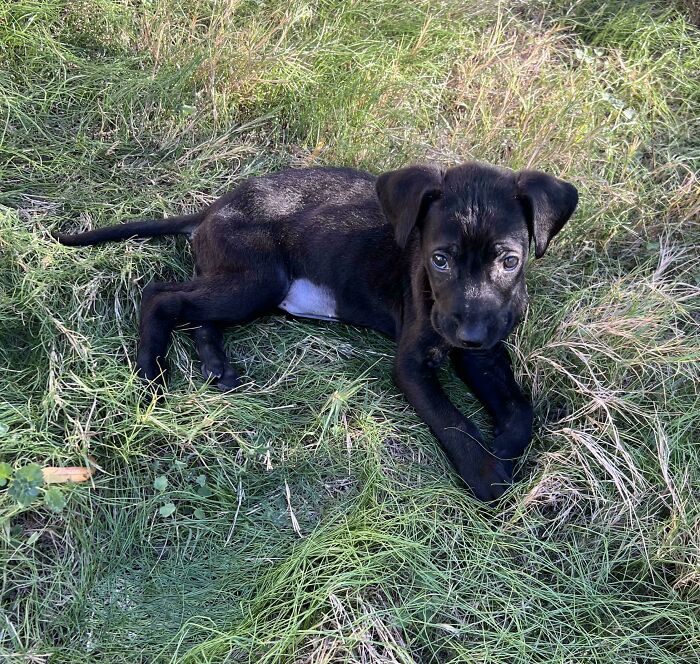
[158,502,176,517]
[44,486,67,513]
[152,470,214,519]
[1,462,67,513]
[0,461,11,486]
[194,474,212,498]
[153,475,168,492]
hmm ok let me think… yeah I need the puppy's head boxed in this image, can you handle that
[377,161,578,349]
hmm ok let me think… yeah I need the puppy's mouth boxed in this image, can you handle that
[455,337,499,352]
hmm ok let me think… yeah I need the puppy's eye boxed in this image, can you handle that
[431,253,449,271]
[503,255,519,270]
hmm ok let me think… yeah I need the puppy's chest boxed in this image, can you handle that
[278,279,340,321]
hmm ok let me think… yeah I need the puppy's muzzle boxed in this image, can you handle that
[455,322,488,349]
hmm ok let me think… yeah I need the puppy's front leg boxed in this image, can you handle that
[394,344,511,501]
[451,343,533,474]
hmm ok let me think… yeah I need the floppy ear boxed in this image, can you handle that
[376,165,443,249]
[516,170,578,258]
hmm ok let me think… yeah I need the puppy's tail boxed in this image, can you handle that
[53,211,203,247]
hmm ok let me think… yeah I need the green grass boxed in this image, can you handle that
[1,0,699,661]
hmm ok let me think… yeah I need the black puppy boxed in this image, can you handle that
[56,162,578,501]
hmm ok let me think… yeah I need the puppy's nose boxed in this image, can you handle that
[456,322,488,349]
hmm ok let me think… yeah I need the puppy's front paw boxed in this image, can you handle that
[493,405,533,461]
[460,454,512,503]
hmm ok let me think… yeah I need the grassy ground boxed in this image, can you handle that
[1,0,699,661]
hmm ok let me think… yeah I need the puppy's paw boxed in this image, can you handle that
[493,406,533,461]
[461,454,512,503]
[490,451,514,480]
[201,360,224,382]
[216,368,241,392]
[201,361,240,392]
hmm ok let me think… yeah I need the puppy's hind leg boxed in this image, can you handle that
[136,273,287,388]
[191,322,240,391]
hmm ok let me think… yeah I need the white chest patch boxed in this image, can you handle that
[279,279,339,321]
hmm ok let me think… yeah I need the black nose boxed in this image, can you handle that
[456,322,488,348]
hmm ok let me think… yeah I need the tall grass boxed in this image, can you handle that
[1,1,699,662]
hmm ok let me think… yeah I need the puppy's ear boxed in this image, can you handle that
[376,165,443,249]
[516,171,578,258]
